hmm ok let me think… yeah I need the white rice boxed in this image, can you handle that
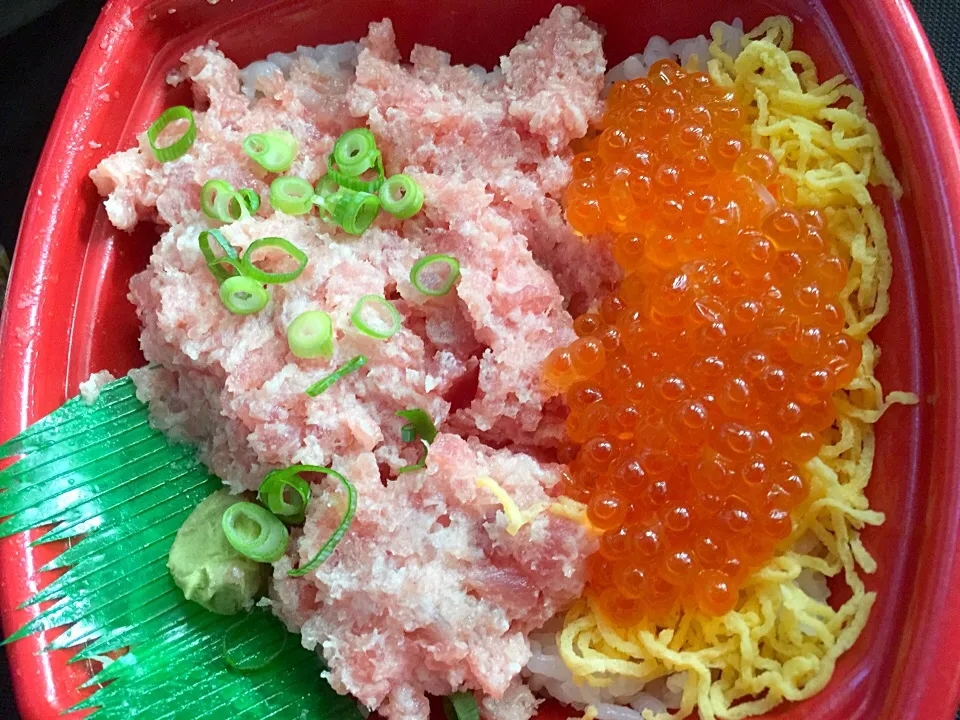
[238,18,744,101]
[522,618,679,720]
[239,41,507,99]
[605,19,744,85]
[79,370,117,405]
[239,42,361,98]
[240,19,744,100]
[524,630,677,720]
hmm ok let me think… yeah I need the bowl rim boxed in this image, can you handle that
[0,0,958,718]
[855,0,960,712]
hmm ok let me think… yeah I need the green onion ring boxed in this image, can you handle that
[332,189,380,236]
[331,128,380,177]
[201,179,249,223]
[201,180,233,220]
[223,617,289,673]
[312,197,335,223]
[379,174,424,219]
[395,408,438,443]
[285,466,357,577]
[219,276,269,315]
[350,295,402,339]
[242,130,299,173]
[287,310,334,359]
[221,502,289,563]
[314,174,340,202]
[258,469,311,524]
[305,355,367,397]
[270,176,314,216]
[397,439,429,475]
[237,188,261,214]
[312,174,341,222]
[210,255,244,279]
[146,106,197,163]
[199,228,240,284]
[240,237,309,285]
[327,153,385,193]
[443,692,480,720]
[410,254,461,296]
[396,408,437,474]
[215,190,247,223]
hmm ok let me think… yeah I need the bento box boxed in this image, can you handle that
[1,0,958,718]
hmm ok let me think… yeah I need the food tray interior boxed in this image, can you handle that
[1,0,957,719]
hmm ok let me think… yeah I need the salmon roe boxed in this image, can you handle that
[548,60,861,623]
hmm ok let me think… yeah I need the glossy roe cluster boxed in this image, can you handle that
[546,60,862,623]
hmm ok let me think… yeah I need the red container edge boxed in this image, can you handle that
[0,0,958,719]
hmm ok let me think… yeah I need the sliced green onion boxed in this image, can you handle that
[223,617,288,673]
[237,188,261,214]
[314,174,340,202]
[410,254,461,296]
[287,310,334,359]
[219,276,269,315]
[397,439,429,474]
[351,295,402,339]
[240,237,308,284]
[200,179,231,218]
[396,409,438,443]
[221,193,249,222]
[211,255,245,280]
[312,175,340,222]
[305,355,367,397]
[146,105,196,163]
[332,189,380,236]
[286,466,357,577]
[379,174,424,219]
[258,469,311,524]
[443,692,480,720]
[242,130,299,173]
[221,502,289,563]
[201,179,247,223]
[331,128,380,177]
[328,154,385,193]
[199,228,240,284]
[396,409,437,474]
[270,176,314,215]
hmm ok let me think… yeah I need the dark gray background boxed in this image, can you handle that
[0,0,957,718]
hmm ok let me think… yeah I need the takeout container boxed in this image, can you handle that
[1,0,958,718]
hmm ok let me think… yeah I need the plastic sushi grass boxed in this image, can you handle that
[0,376,362,720]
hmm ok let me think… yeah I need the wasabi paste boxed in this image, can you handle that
[168,489,266,615]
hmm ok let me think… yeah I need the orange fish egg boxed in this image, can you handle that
[550,59,860,623]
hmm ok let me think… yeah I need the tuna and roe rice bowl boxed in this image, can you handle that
[76,5,918,719]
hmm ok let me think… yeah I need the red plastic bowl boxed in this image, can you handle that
[1,0,958,718]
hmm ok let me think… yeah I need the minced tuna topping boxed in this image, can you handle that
[93,5,609,719]
[272,435,589,719]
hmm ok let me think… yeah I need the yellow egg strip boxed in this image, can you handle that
[475,476,547,535]
[548,496,597,529]
[580,705,599,720]
[556,16,919,719]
